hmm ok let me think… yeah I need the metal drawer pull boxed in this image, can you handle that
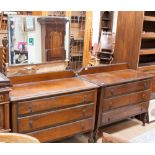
[0,95,4,102]
[83,96,87,103]
[111,89,114,95]
[28,104,33,113]
[29,121,33,128]
[108,118,111,122]
[144,82,148,89]
[142,94,147,99]
[81,124,85,130]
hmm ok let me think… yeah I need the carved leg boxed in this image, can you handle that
[88,131,95,143]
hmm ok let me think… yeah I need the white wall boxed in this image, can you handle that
[92,11,100,46]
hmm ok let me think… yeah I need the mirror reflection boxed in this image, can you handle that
[8,15,70,68]
[5,11,118,76]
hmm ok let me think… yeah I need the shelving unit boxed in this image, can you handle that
[139,11,155,67]
[69,11,86,71]
[98,11,114,64]
[100,11,113,32]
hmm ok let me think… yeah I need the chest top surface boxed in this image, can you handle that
[10,77,98,102]
[80,69,153,87]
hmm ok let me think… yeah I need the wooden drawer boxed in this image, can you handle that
[101,102,149,126]
[18,103,94,133]
[104,79,151,98]
[18,90,96,115]
[28,118,93,142]
[102,90,151,111]
[0,103,10,131]
[0,92,9,103]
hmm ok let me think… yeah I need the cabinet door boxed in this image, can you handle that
[45,24,65,61]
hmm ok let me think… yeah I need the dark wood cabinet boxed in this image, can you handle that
[10,71,98,142]
[0,73,11,133]
[79,66,153,140]
[38,17,68,62]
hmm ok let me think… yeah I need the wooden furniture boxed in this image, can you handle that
[98,33,114,64]
[100,11,113,33]
[38,17,68,62]
[0,73,11,133]
[114,11,155,92]
[0,133,39,143]
[79,64,153,141]
[9,71,98,142]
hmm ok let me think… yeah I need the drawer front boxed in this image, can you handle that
[18,103,94,133]
[0,105,4,130]
[104,79,151,98]
[18,90,96,115]
[28,118,93,142]
[101,102,148,126]
[0,92,9,103]
[102,90,151,111]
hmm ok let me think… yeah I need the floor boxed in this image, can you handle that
[58,118,155,143]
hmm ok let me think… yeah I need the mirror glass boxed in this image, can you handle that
[90,11,118,66]
[7,15,70,76]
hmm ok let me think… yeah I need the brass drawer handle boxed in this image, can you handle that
[144,82,148,89]
[29,121,33,128]
[0,95,4,102]
[82,108,86,116]
[108,118,111,122]
[83,96,87,104]
[81,124,85,131]
[142,94,147,99]
[28,104,33,113]
[110,89,114,95]
[108,102,113,110]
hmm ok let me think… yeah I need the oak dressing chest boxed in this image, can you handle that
[79,65,153,140]
[9,71,98,142]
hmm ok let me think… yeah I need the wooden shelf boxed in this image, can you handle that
[102,18,111,21]
[141,33,155,39]
[140,48,155,55]
[139,62,155,67]
[144,16,155,22]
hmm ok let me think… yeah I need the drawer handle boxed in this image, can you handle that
[144,82,148,89]
[111,89,114,95]
[28,104,33,113]
[83,96,87,104]
[82,108,86,116]
[29,121,33,128]
[81,124,85,131]
[108,102,113,110]
[142,94,147,99]
[0,95,4,102]
[108,118,111,122]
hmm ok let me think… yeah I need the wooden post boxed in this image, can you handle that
[83,11,92,67]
